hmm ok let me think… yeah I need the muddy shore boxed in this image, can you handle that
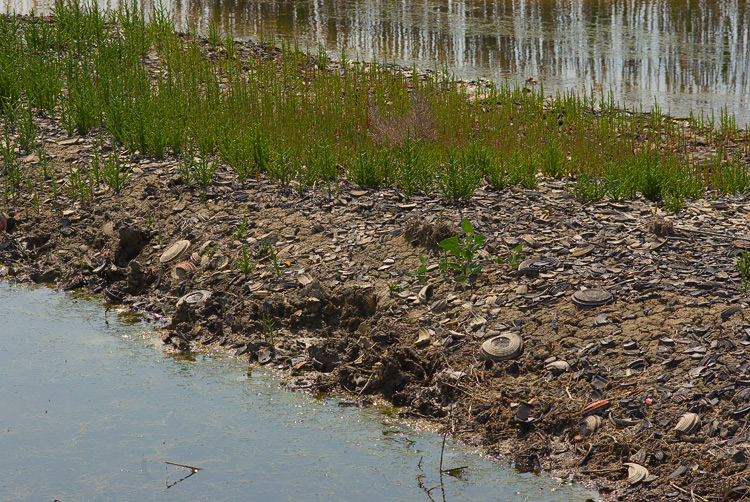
[3,37,750,502]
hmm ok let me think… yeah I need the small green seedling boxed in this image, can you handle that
[406,254,428,285]
[438,218,486,286]
[262,310,275,345]
[237,244,257,274]
[737,251,750,293]
[234,216,249,240]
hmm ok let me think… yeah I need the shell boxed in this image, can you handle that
[578,415,602,438]
[517,256,560,275]
[211,255,229,270]
[172,260,195,281]
[608,412,641,428]
[415,329,431,348]
[176,290,212,309]
[624,462,649,485]
[582,399,611,418]
[479,332,524,362]
[546,360,570,373]
[571,288,613,307]
[674,412,701,435]
[418,284,433,304]
[160,240,191,263]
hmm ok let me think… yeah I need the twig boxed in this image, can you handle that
[165,461,201,471]
[581,467,624,474]
[669,482,708,502]
[357,372,374,396]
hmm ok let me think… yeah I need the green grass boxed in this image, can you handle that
[0,3,749,214]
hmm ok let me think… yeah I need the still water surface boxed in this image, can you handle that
[0,284,599,501]
[6,0,750,124]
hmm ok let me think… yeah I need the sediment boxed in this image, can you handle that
[3,38,750,502]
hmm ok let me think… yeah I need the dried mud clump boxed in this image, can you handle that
[403,219,456,249]
[647,214,675,236]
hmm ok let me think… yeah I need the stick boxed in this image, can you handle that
[165,461,201,472]
[669,483,708,502]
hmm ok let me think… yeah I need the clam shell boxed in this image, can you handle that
[571,288,613,307]
[211,255,229,270]
[608,411,641,428]
[674,412,701,435]
[479,332,524,362]
[176,290,212,308]
[160,239,191,263]
[624,462,649,485]
[546,360,570,373]
[517,256,560,275]
[579,415,602,438]
[172,260,195,280]
[190,251,201,263]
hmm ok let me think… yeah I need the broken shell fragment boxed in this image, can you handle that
[418,284,433,304]
[479,332,524,361]
[578,415,602,438]
[674,412,701,435]
[608,412,641,428]
[415,329,431,348]
[160,239,191,263]
[582,399,611,418]
[546,360,570,374]
[624,462,649,485]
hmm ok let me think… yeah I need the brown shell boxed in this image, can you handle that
[674,412,701,435]
[479,332,524,362]
[624,463,648,485]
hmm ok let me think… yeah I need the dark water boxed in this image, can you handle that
[7,0,749,124]
[0,284,598,501]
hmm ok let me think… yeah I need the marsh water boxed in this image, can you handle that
[0,284,599,501]
[6,0,750,125]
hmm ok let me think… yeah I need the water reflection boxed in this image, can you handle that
[6,0,750,122]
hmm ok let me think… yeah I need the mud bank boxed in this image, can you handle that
[4,111,750,501]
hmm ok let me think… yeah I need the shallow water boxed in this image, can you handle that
[0,284,598,501]
[6,0,749,125]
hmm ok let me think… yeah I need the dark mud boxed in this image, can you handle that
[3,40,750,502]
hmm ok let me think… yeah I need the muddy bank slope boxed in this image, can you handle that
[4,116,750,501]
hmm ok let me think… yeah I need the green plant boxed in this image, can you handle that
[267,147,297,187]
[206,18,222,49]
[16,105,38,151]
[573,173,605,202]
[405,254,428,285]
[194,155,217,187]
[438,147,482,202]
[67,165,96,201]
[395,136,429,199]
[234,216,249,241]
[540,135,565,178]
[505,243,525,268]
[438,218,486,286]
[101,148,130,192]
[262,310,275,345]
[266,243,284,276]
[737,251,750,293]
[237,244,257,274]
[386,280,401,292]
[178,153,194,184]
